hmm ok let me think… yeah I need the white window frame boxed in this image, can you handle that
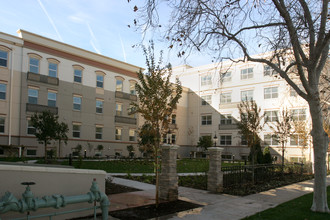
[116,103,122,116]
[73,96,82,111]
[0,117,5,133]
[220,93,232,104]
[201,95,212,105]
[28,88,38,104]
[47,91,57,107]
[115,127,122,140]
[291,109,306,121]
[74,69,82,83]
[265,110,279,122]
[241,90,253,101]
[129,129,135,141]
[48,62,58,78]
[201,75,212,86]
[264,87,278,99]
[220,72,231,83]
[220,114,232,125]
[264,134,279,146]
[96,100,103,114]
[96,75,104,88]
[220,135,232,146]
[0,49,8,67]
[95,126,103,140]
[130,81,136,95]
[72,124,81,138]
[27,119,36,135]
[29,57,40,74]
[0,83,6,100]
[116,79,123,92]
[240,68,253,80]
[201,115,212,125]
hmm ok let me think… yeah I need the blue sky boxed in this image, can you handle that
[0,0,212,69]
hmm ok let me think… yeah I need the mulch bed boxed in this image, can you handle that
[105,182,141,195]
[109,200,203,220]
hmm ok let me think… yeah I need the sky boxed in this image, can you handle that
[0,0,213,69]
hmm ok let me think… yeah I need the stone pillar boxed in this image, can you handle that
[160,144,179,201]
[207,147,224,193]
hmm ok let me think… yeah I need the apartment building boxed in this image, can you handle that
[171,59,315,164]
[0,30,143,158]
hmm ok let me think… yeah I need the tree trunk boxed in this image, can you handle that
[155,144,160,207]
[282,144,285,178]
[44,143,47,161]
[309,98,330,213]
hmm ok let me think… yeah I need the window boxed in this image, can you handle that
[290,134,305,146]
[241,90,253,101]
[95,127,103,139]
[241,68,253,79]
[290,157,305,163]
[220,93,231,104]
[47,92,56,107]
[172,114,176,124]
[27,149,37,156]
[220,72,231,83]
[130,81,136,95]
[265,111,279,122]
[115,127,122,140]
[220,135,232,146]
[201,115,212,125]
[220,114,232,125]
[128,104,136,118]
[129,129,135,141]
[264,87,278,99]
[27,119,36,135]
[241,136,247,145]
[116,103,122,116]
[0,147,3,155]
[73,96,82,111]
[201,75,212,86]
[172,134,176,144]
[290,84,305,97]
[0,117,4,133]
[291,109,306,121]
[48,63,58,78]
[116,79,123,92]
[96,75,104,88]
[29,57,40,74]
[74,69,82,83]
[264,134,279,145]
[0,50,8,67]
[0,83,6,100]
[28,88,38,104]
[72,124,81,138]
[96,100,103,113]
[201,95,212,105]
[264,65,277,76]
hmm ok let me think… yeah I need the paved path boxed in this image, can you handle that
[107,174,330,220]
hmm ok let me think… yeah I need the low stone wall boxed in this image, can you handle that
[0,164,106,220]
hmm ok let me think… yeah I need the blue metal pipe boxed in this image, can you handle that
[0,179,109,220]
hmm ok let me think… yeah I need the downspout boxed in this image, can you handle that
[8,48,14,147]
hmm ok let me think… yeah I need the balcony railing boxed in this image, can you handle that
[115,116,137,125]
[26,103,58,114]
[27,72,59,85]
[218,123,238,130]
[115,91,137,101]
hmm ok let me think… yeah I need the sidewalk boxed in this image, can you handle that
[107,174,330,220]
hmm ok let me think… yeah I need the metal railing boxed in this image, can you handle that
[222,164,283,187]
[0,179,109,220]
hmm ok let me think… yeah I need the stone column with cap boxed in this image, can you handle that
[207,147,224,193]
[159,144,179,201]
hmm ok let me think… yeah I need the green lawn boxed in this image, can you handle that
[62,158,240,173]
[242,186,330,220]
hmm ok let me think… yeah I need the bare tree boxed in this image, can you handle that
[131,0,330,212]
[269,109,292,172]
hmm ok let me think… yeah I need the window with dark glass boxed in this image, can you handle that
[28,88,38,104]
[0,83,6,100]
[48,92,56,107]
[0,50,8,67]
[74,69,82,83]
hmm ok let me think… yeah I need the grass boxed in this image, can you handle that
[60,158,242,173]
[242,186,330,220]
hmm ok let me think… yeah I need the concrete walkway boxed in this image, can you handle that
[107,174,330,220]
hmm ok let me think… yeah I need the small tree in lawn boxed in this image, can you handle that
[132,42,182,206]
[127,145,135,158]
[87,142,94,157]
[237,100,264,184]
[31,110,59,161]
[55,122,69,158]
[270,109,292,172]
[197,136,213,151]
[97,145,104,156]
